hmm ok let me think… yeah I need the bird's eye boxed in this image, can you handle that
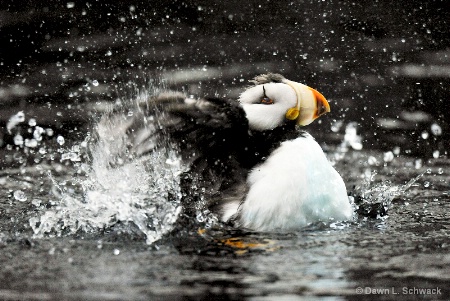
[261,97,274,105]
[261,86,274,105]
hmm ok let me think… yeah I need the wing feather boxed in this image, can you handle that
[113,93,251,213]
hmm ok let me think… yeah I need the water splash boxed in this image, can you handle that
[328,123,423,221]
[340,122,363,151]
[30,150,183,244]
[351,171,423,219]
[29,88,187,244]
[13,190,28,202]
[6,111,26,134]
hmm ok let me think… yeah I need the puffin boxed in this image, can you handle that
[122,73,353,231]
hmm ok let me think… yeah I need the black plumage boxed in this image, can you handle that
[121,91,301,217]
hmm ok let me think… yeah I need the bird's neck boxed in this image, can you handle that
[238,123,303,168]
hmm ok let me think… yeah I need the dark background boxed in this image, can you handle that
[0,3,449,299]
[1,0,448,158]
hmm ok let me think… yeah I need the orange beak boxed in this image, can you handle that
[283,79,331,126]
[309,87,331,119]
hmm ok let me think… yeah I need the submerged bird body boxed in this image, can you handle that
[119,74,353,231]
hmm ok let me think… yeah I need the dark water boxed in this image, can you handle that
[1,149,449,300]
[1,1,449,300]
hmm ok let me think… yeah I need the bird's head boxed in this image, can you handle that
[238,73,330,131]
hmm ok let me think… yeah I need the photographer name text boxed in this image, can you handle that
[356,286,441,295]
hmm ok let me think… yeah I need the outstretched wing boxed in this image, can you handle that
[121,92,249,161]
[112,93,251,213]
[165,97,249,162]
[161,96,252,213]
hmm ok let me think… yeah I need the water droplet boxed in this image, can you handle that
[14,111,25,122]
[438,168,443,175]
[421,131,429,139]
[196,212,205,223]
[7,111,25,133]
[14,134,24,146]
[424,181,430,188]
[433,150,440,158]
[66,2,75,8]
[393,146,401,155]
[414,159,422,169]
[28,118,37,126]
[25,138,38,148]
[92,80,99,87]
[331,120,344,132]
[33,126,45,141]
[430,123,442,136]
[127,111,134,117]
[368,156,378,165]
[32,199,42,207]
[13,190,27,202]
[383,151,394,162]
[57,135,65,145]
[391,52,398,62]
[113,249,120,255]
[67,152,81,162]
[343,122,363,150]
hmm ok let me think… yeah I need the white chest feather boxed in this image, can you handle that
[237,134,353,231]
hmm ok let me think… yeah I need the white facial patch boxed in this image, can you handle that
[239,83,297,131]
